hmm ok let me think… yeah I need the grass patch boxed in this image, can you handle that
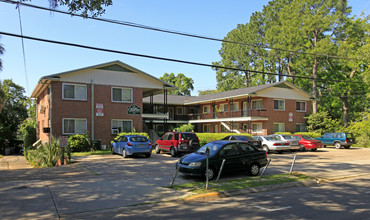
[71,150,111,156]
[171,173,312,195]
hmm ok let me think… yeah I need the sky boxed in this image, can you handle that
[0,0,369,97]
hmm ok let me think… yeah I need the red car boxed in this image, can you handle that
[292,135,323,151]
[155,132,200,157]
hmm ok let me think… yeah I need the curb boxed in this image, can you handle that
[183,179,318,202]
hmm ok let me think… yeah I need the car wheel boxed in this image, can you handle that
[311,148,317,152]
[170,147,177,157]
[262,145,269,154]
[299,144,306,152]
[204,167,216,180]
[122,149,129,158]
[155,144,161,154]
[334,142,341,149]
[249,163,260,176]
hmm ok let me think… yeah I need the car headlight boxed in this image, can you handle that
[189,162,202,167]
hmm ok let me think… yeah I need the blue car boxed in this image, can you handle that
[111,135,152,158]
[315,132,355,149]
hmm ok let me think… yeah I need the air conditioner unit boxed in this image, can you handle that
[112,129,119,134]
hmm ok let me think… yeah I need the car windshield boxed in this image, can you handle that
[265,136,280,141]
[181,133,197,140]
[235,136,254,141]
[130,137,148,142]
[197,142,224,156]
[302,135,313,140]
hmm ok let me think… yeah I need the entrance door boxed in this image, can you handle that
[242,102,248,117]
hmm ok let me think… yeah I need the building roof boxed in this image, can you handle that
[143,81,313,105]
[31,60,177,98]
[143,94,196,105]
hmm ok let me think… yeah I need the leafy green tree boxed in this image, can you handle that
[0,80,28,153]
[173,123,194,132]
[19,100,37,148]
[306,111,342,134]
[198,89,218,96]
[160,73,194,96]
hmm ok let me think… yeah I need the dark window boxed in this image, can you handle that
[174,134,179,140]
[181,133,197,140]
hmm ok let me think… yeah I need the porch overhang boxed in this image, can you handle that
[189,116,268,124]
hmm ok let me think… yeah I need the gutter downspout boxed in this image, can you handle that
[49,84,53,143]
[91,80,94,140]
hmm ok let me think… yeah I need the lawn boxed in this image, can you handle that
[171,173,313,196]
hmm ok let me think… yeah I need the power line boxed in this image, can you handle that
[0,0,364,61]
[0,31,363,84]
[16,2,29,91]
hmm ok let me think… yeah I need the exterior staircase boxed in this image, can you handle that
[220,122,246,134]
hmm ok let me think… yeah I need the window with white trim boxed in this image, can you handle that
[112,87,132,103]
[296,123,306,132]
[251,123,262,133]
[230,102,239,112]
[63,118,87,134]
[203,105,211,113]
[251,100,263,110]
[219,103,228,112]
[63,83,87,100]
[176,107,184,115]
[203,124,210,132]
[296,101,306,112]
[273,123,285,133]
[111,119,132,133]
[274,99,285,111]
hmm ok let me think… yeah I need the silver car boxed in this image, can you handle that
[274,134,300,151]
[254,135,295,154]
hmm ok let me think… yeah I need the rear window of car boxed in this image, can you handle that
[130,137,148,142]
[181,133,197,140]
[235,136,253,141]
[302,135,313,140]
[265,136,279,141]
[282,135,293,140]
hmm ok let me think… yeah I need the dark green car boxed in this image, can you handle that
[176,141,268,180]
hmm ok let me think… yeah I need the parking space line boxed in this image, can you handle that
[254,206,292,212]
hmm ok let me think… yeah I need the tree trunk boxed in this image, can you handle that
[340,96,350,127]
[312,57,318,114]
[244,71,251,87]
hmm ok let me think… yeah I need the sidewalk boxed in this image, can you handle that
[0,155,32,170]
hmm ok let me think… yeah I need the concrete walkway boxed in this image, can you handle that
[0,155,32,170]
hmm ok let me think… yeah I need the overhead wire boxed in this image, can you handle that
[0,31,363,84]
[16,2,29,91]
[0,0,364,61]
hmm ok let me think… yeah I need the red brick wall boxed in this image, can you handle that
[36,87,51,143]
[50,81,143,147]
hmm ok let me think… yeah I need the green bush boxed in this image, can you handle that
[68,134,91,152]
[173,123,194,132]
[274,132,292,135]
[24,137,62,168]
[196,133,252,146]
[306,111,342,134]
[293,132,322,138]
[345,113,370,147]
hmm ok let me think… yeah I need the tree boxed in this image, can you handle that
[160,73,194,96]
[198,89,218,96]
[306,111,342,134]
[0,80,28,153]
[24,0,113,17]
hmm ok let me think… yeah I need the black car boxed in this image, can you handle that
[176,141,268,180]
[221,135,262,148]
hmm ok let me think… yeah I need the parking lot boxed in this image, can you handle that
[0,146,369,219]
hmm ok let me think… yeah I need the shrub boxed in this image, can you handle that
[24,137,62,168]
[306,111,342,134]
[68,134,91,152]
[196,133,252,146]
[173,123,194,132]
[345,113,370,147]
[293,132,322,138]
[274,132,292,135]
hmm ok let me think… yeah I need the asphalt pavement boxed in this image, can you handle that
[0,147,369,219]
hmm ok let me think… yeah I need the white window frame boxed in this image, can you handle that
[251,123,262,133]
[62,118,87,135]
[296,123,306,132]
[203,105,211,113]
[251,99,263,110]
[203,124,211,132]
[111,119,133,134]
[111,87,133,103]
[273,123,285,133]
[274,99,285,111]
[230,102,239,112]
[62,83,87,101]
[176,107,184,115]
[219,103,228,112]
[296,101,306,112]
